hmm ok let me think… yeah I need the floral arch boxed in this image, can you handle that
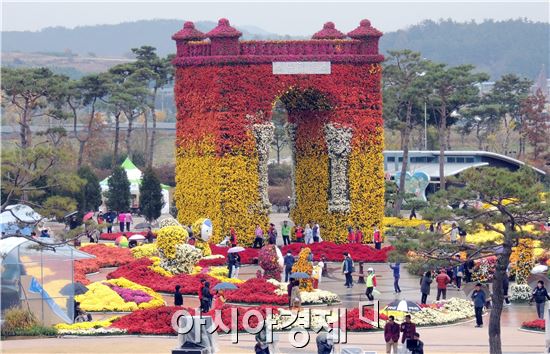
[173,19,385,244]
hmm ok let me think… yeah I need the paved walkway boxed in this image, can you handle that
[3,218,547,353]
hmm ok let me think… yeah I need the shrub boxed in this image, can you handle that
[0,307,38,335]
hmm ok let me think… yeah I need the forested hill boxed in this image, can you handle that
[380,19,549,79]
[2,18,548,79]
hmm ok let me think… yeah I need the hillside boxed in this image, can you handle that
[2,19,548,79]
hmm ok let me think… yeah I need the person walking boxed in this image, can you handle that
[227,252,236,278]
[229,227,238,247]
[503,271,511,305]
[290,281,302,311]
[281,221,291,246]
[267,223,277,245]
[384,315,400,354]
[530,280,550,319]
[389,262,401,293]
[174,285,183,306]
[420,271,432,304]
[313,223,321,243]
[365,268,377,301]
[253,225,264,248]
[201,281,213,313]
[295,224,304,243]
[400,314,416,346]
[125,211,132,232]
[283,251,295,282]
[232,252,241,279]
[409,207,417,220]
[118,212,126,233]
[347,226,355,244]
[355,227,363,244]
[105,211,114,233]
[453,257,464,290]
[458,226,467,244]
[304,224,313,245]
[373,226,382,250]
[342,253,354,288]
[321,255,328,277]
[145,227,155,243]
[471,283,486,327]
[97,212,104,233]
[409,332,424,354]
[198,278,205,309]
[435,269,451,301]
[450,223,458,244]
[316,259,325,287]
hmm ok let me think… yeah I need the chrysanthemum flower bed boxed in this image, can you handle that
[74,278,165,312]
[75,244,135,285]
[282,242,391,262]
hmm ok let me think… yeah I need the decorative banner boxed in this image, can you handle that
[394,171,430,201]
[272,62,331,75]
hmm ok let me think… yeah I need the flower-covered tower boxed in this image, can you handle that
[173,19,385,245]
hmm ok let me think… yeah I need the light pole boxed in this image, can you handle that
[424,101,428,150]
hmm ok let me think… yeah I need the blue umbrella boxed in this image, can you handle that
[213,282,238,291]
[290,272,310,279]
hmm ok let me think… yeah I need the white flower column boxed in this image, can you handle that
[253,123,275,213]
[285,123,297,210]
[324,123,352,213]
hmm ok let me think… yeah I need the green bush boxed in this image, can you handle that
[1,307,57,338]
[1,307,37,334]
[268,163,291,186]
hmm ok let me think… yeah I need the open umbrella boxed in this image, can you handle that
[134,222,151,230]
[115,235,128,246]
[83,212,94,221]
[290,272,310,279]
[213,282,239,291]
[462,282,490,298]
[528,274,550,289]
[60,282,88,296]
[385,300,422,312]
[228,246,245,254]
[128,234,146,241]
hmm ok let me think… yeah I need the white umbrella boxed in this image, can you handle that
[128,234,146,241]
[228,246,245,253]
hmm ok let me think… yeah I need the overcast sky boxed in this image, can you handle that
[2,1,549,34]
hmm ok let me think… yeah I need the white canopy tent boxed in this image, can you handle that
[100,158,171,214]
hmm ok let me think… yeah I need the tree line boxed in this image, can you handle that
[1,46,170,220]
[383,49,549,217]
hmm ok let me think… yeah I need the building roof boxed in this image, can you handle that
[385,162,489,180]
[100,158,171,190]
[384,150,546,176]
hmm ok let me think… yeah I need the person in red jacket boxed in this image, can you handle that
[373,226,382,249]
[198,278,206,303]
[295,225,304,243]
[354,227,363,244]
[347,226,355,243]
[384,315,400,353]
[400,314,417,345]
[435,269,451,300]
[229,227,237,247]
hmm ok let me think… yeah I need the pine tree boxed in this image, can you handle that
[139,167,164,222]
[106,165,131,212]
[76,166,103,213]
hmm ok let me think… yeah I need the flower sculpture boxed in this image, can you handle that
[156,225,188,260]
[173,19,385,245]
[258,245,282,281]
[513,238,534,284]
[192,218,213,256]
[291,248,314,291]
[161,244,203,275]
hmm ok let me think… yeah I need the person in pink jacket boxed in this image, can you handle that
[117,212,126,232]
[125,211,133,232]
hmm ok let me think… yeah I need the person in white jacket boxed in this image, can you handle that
[304,224,313,244]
